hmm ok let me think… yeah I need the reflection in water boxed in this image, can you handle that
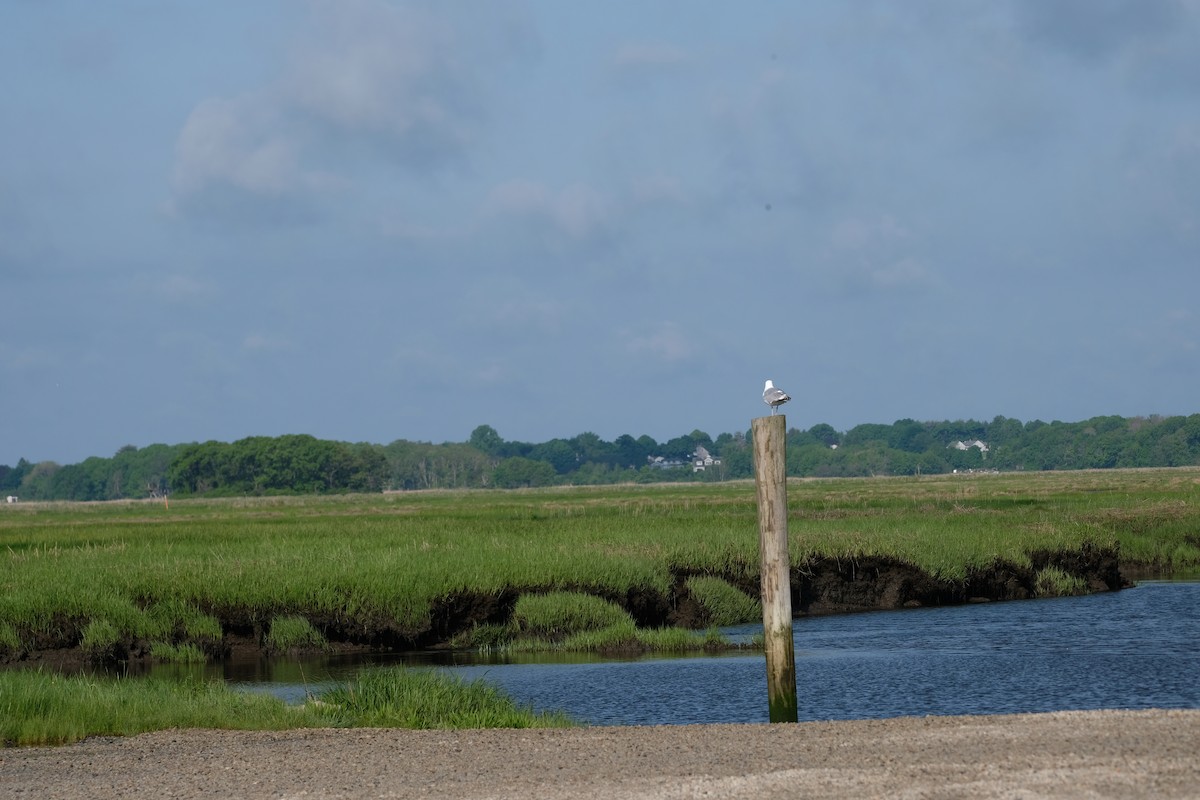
[144,580,1200,725]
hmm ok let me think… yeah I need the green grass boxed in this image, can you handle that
[685,576,761,625]
[2,469,1198,657]
[321,666,573,729]
[508,620,727,654]
[1034,566,1089,597]
[148,642,208,663]
[0,620,22,655]
[511,591,634,637]
[266,615,328,652]
[79,619,124,662]
[0,667,572,746]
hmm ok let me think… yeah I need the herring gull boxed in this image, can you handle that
[762,380,791,414]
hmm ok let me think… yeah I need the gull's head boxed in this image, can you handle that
[764,380,775,390]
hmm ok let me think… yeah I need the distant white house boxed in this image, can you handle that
[647,446,723,472]
[950,440,989,456]
[5,496,17,503]
[692,446,722,472]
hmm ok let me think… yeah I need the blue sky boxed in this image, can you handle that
[3,1,1198,466]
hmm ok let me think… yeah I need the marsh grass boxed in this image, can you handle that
[1035,566,1089,597]
[684,576,761,625]
[0,670,327,746]
[266,615,328,652]
[79,619,122,661]
[2,469,1198,657]
[511,592,633,637]
[0,621,22,654]
[321,667,573,729]
[149,642,208,663]
[0,667,571,746]
[506,620,726,654]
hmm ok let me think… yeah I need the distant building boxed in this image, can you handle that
[647,446,723,472]
[950,440,989,457]
[5,496,17,503]
[692,446,722,472]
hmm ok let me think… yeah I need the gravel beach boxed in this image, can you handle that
[3,709,1197,799]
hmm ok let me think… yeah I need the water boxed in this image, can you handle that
[228,580,1200,726]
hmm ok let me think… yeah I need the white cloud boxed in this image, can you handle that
[284,0,479,159]
[485,180,612,240]
[823,214,937,292]
[171,96,302,197]
[169,1,494,220]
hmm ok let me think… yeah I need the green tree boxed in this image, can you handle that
[492,457,558,488]
[887,419,930,453]
[18,461,60,499]
[531,439,577,474]
[807,424,840,447]
[0,458,31,492]
[468,425,504,456]
[843,423,891,447]
[613,434,652,468]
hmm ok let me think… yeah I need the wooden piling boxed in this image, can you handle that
[752,414,798,723]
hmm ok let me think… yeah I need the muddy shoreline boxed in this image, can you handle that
[3,545,1137,672]
[3,709,1197,799]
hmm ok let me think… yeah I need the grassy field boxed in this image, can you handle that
[1,468,1198,664]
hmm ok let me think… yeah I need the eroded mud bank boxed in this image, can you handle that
[5,544,1131,670]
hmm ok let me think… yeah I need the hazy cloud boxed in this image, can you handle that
[169,0,501,222]
[172,97,308,198]
[284,0,482,163]
[485,180,613,242]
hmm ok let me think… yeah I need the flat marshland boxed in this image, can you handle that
[2,468,1198,744]
[2,468,1198,660]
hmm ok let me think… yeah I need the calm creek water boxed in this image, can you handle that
[217,579,1199,726]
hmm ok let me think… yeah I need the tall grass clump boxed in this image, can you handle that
[511,591,633,638]
[684,576,760,625]
[79,619,123,662]
[321,667,573,729]
[1034,566,1088,597]
[0,621,21,655]
[148,642,207,663]
[510,619,727,654]
[147,599,223,646]
[266,615,327,652]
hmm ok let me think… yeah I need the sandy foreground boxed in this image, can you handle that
[2,709,1198,799]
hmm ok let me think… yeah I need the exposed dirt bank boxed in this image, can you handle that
[3,709,1197,799]
[2,544,1134,671]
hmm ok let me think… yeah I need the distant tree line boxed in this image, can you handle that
[4,413,1200,501]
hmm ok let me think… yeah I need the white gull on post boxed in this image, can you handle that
[762,380,791,415]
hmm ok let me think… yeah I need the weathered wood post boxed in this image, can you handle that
[752,414,798,723]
